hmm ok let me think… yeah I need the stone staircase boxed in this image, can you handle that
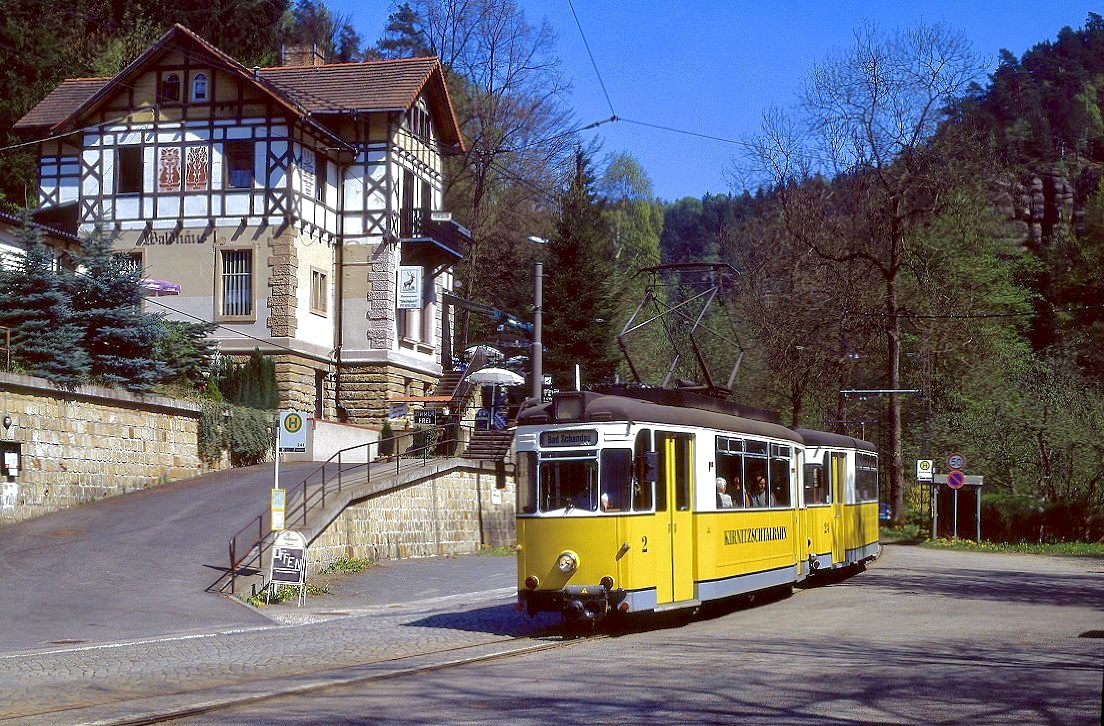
[463,428,515,460]
[433,369,465,399]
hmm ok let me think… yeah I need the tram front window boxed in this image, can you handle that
[539,456,598,512]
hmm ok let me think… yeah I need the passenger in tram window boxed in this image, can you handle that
[716,477,733,509]
[730,474,745,507]
[747,474,775,508]
[600,492,620,512]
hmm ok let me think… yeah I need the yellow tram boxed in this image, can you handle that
[514,389,880,626]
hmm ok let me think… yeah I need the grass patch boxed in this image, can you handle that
[880,524,925,543]
[477,544,517,556]
[240,581,331,608]
[919,538,1104,557]
[319,556,373,575]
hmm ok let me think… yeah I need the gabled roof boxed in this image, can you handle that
[14,24,463,150]
[261,58,462,148]
[13,78,109,131]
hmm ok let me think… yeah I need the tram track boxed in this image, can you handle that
[11,628,606,726]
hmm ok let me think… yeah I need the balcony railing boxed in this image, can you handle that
[399,208,471,264]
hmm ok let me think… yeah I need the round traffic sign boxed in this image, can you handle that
[947,469,966,490]
[947,452,966,470]
[283,413,303,433]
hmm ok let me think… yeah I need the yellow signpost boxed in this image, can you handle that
[271,488,286,531]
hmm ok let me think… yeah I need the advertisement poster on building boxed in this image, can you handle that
[397,266,423,309]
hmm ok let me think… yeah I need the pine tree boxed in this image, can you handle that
[0,221,88,385]
[543,150,620,387]
[155,319,219,388]
[68,227,167,392]
[374,3,432,59]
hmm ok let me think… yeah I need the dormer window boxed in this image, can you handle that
[191,73,208,101]
[158,73,181,104]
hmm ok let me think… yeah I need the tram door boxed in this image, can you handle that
[655,432,695,604]
[830,452,847,564]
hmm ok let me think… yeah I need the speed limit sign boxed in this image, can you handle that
[947,452,966,471]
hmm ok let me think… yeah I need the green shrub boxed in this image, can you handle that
[198,401,274,466]
[410,426,438,456]
[380,420,394,457]
[320,556,373,574]
[241,581,330,607]
[980,492,1045,543]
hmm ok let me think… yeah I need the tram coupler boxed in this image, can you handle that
[561,584,626,625]
[519,584,626,622]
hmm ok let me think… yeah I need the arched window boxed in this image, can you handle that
[191,73,208,101]
[158,73,181,103]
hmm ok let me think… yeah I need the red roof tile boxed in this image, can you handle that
[14,78,110,131]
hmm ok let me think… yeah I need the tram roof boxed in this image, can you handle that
[793,428,877,453]
[518,391,803,444]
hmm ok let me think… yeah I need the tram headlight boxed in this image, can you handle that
[556,550,579,574]
[525,575,540,589]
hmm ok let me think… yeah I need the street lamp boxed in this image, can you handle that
[527,236,547,402]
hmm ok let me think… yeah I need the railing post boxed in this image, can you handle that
[229,538,236,594]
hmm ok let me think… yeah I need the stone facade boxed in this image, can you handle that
[339,364,438,426]
[309,463,515,568]
[266,228,300,338]
[0,373,201,524]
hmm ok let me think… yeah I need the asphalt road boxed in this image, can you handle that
[0,464,1100,724]
[0,461,324,651]
[175,545,1104,725]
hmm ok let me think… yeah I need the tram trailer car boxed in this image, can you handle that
[514,390,880,627]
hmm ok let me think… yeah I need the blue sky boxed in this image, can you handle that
[332,1,1094,201]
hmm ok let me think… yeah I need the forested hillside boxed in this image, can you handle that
[662,16,1104,536]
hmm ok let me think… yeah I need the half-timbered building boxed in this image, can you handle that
[15,25,470,424]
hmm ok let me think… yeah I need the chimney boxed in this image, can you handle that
[281,44,326,67]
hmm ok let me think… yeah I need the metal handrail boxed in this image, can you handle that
[220,422,465,595]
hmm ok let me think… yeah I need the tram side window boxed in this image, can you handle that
[715,436,745,509]
[655,436,667,512]
[539,455,598,512]
[769,444,791,507]
[744,440,771,507]
[856,452,879,502]
[600,449,633,512]
[804,463,829,505]
[633,429,654,511]
[517,451,536,514]
[675,435,692,511]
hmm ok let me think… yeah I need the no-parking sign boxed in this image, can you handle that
[947,469,966,490]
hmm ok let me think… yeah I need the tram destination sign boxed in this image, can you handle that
[540,429,598,447]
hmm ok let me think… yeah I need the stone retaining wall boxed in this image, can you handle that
[0,373,202,524]
[309,462,516,568]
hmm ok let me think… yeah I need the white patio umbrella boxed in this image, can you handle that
[466,366,525,386]
[464,344,504,361]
